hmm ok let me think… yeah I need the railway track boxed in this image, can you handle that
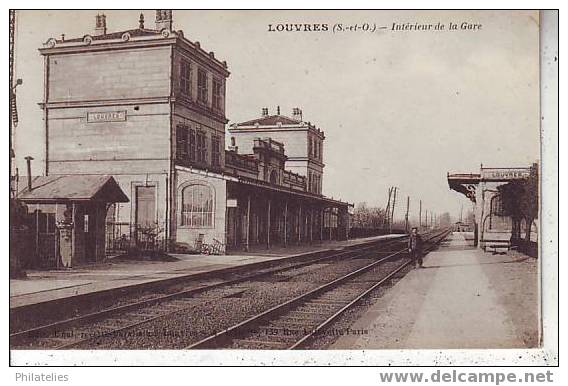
[185,228,451,350]
[10,235,413,349]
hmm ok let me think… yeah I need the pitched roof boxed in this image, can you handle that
[234,114,302,127]
[58,28,161,43]
[16,175,129,203]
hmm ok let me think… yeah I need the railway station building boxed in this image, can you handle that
[28,10,350,263]
[447,165,538,252]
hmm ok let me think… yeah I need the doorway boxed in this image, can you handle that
[135,185,156,245]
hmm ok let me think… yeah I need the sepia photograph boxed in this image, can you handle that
[7,8,558,368]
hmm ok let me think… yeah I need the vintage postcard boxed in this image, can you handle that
[8,9,557,367]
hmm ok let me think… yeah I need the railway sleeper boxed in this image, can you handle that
[265,322,317,331]
[239,329,306,344]
[307,299,349,306]
[230,338,291,349]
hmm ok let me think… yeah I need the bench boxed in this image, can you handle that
[482,239,511,254]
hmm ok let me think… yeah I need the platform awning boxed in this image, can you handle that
[447,173,481,203]
[229,177,352,208]
[16,175,129,204]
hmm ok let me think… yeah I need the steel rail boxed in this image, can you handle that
[11,235,408,348]
[290,228,451,349]
[186,228,451,350]
[53,236,410,350]
[290,258,410,349]
[185,250,404,349]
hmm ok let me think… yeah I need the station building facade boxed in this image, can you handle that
[35,11,350,257]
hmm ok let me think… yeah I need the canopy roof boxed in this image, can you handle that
[16,175,129,204]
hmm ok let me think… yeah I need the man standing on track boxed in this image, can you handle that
[408,227,423,268]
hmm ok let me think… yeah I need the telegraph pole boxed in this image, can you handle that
[390,187,398,232]
[419,200,422,229]
[9,9,17,197]
[404,196,409,232]
[384,187,393,229]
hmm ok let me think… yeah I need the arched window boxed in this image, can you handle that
[181,184,214,228]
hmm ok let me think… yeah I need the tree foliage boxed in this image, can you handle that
[351,202,387,229]
[497,163,538,241]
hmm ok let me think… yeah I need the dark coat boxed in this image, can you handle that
[408,233,423,252]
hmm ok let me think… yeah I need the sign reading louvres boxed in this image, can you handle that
[481,168,531,181]
[87,110,127,123]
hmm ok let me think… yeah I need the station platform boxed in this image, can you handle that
[331,232,539,349]
[10,234,404,310]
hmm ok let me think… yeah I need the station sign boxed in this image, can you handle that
[481,168,531,181]
[226,198,238,208]
[87,110,127,123]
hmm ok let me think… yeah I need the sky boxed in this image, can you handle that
[12,10,540,223]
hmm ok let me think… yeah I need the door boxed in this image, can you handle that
[35,210,58,268]
[135,186,156,245]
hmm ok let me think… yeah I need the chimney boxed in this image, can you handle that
[94,14,107,36]
[276,105,281,115]
[139,13,145,29]
[261,107,269,117]
[292,107,303,121]
[155,10,173,31]
[24,156,33,191]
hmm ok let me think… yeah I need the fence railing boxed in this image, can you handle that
[105,222,167,256]
[225,151,259,173]
[283,170,306,188]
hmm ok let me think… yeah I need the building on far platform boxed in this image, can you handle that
[224,109,348,250]
[447,164,538,252]
[229,107,325,195]
[21,10,350,267]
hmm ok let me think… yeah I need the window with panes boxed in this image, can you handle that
[196,130,207,164]
[211,135,221,167]
[180,60,192,97]
[188,128,196,161]
[181,184,214,228]
[197,69,208,103]
[212,78,223,111]
[176,124,188,159]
